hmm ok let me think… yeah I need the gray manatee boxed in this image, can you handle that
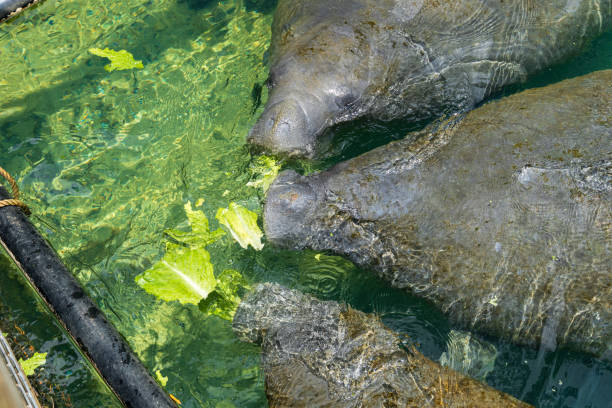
[233,283,532,407]
[248,0,611,157]
[263,71,612,360]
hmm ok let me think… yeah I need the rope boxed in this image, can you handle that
[0,166,31,216]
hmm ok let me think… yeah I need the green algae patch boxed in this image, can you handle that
[89,48,144,72]
[19,352,47,376]
[216,203,263,250]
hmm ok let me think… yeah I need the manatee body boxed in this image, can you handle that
[264,71,612,359]
[0,0,40,22]
[234,283,532,407]
[248,0,611,157]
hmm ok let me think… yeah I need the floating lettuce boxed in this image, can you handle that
[88,48,144,72]
[165,202,225,248]
[155,370,168,387]
[135,244,217,305]
[247,155,281,193]
[19,352,47,376]
[135,201,250,320]
[216,203,264,250]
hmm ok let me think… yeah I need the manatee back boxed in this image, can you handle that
[319,71,612,357]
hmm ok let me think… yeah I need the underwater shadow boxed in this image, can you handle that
[483,30,612,107]
[315,116,431,169]
[180,0,277,13]
[243,0,278,14]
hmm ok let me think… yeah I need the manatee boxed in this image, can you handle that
[248,0,611,157]
[0,0,40,22]
[233,283,532,407]
[263,71,612,360]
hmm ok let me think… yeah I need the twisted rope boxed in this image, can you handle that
[0,166,31,216]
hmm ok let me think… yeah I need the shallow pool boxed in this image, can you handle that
[0,0,610,407]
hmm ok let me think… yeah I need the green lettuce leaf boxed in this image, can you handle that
[247,155,281,193]
[135,244,217,305]
[88,48,144,72]
[199,269,250,320]
[19,352,47,376]
[135,201,253,318]
[155,370,168,387]
[216,203,263,250]
[165,202,225,248]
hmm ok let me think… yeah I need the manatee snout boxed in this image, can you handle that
[264,170,317,247]
[248,99,316,158]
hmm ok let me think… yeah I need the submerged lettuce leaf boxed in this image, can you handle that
[88,48,144,72]
[247,155,281,193]
[135,244,217,305]
[19,352,47,376]
[199,269,250,320]
[135,201,252,317]
[216,203,263,250]
[165,202,225,248]
[155,370,168,387]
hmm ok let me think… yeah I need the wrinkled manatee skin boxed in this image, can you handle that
[264,71,612,360]
[248,0,612,157]
[234,283,532,407]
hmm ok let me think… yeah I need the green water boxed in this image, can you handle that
[0,253,121,406]
[0,1,610,407]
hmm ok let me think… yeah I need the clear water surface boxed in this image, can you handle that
[0,0,610,407]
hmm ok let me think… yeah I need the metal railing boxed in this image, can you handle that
[0,332,41,408]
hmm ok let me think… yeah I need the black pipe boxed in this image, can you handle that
[0,186,176,408]
[0,0,41,22]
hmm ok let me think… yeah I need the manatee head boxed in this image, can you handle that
[265,166,381,262]
[264,170,320,246]
[248,92,326,158]
[248,50,367,158]
[248,3,381,158]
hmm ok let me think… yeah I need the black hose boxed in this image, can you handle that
[0,186,177,408]
[0,0,41,22]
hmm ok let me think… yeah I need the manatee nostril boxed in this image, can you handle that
[265,116,276,131]
[248,99,316,158]
[272,120,291,137]
[275,185,311,213]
